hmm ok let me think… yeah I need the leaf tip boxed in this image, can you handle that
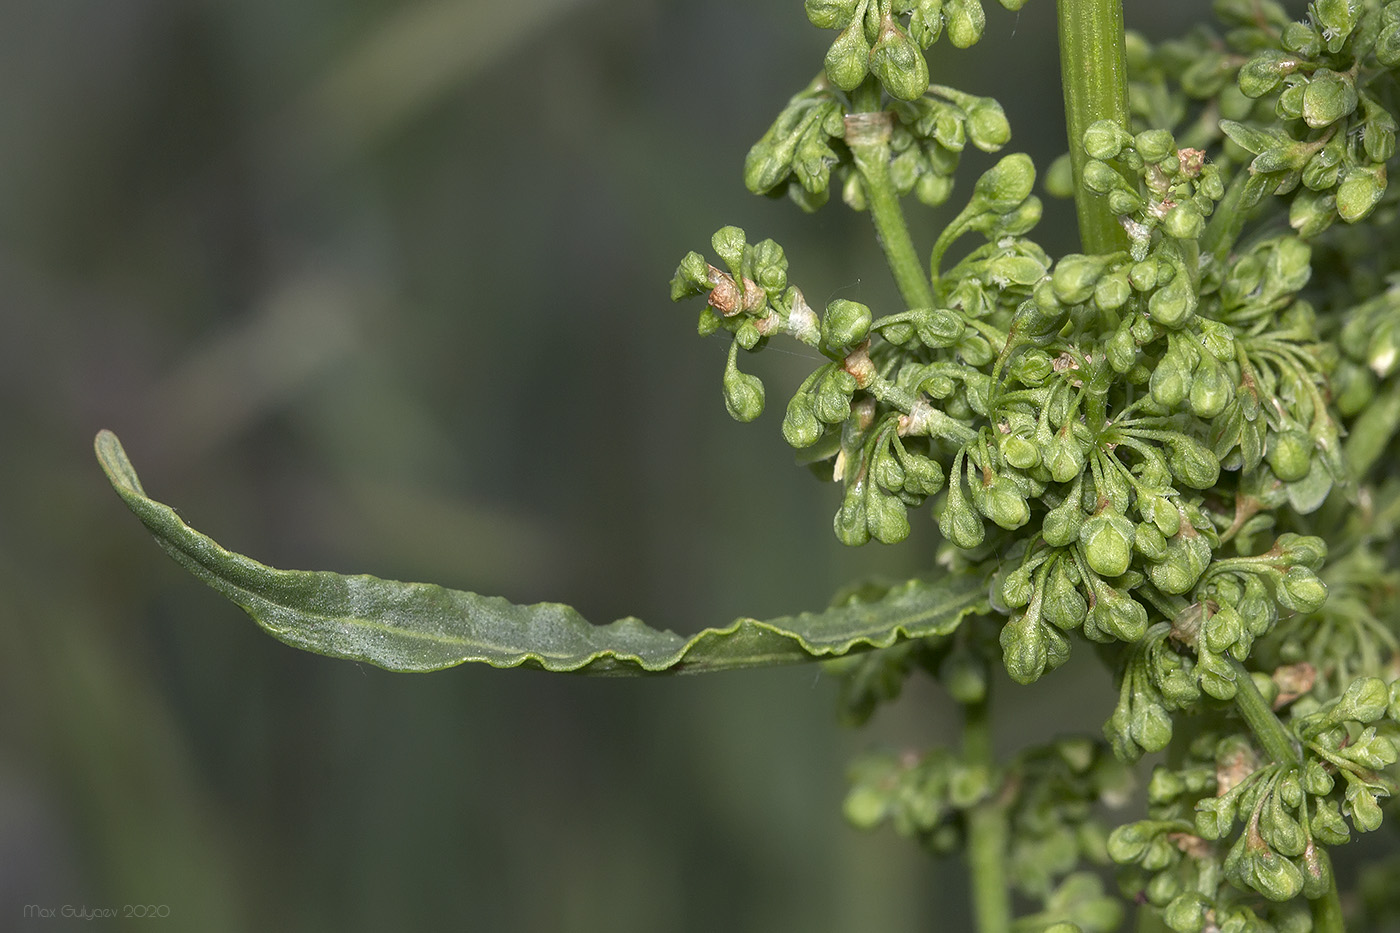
[94,429,145,498]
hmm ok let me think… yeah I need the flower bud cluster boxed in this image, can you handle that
[1110,677,1400,918]
[744,77,1011,213]
[671,0,1400,920]
[1225,0,1400,230]
[805,0,1031,103]
[845,734,1127,929]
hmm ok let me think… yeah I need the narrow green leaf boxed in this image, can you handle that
[96,431,987,675]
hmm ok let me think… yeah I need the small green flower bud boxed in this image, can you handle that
[1163,202,1205,240]
[907,0,945,47]
[1082,159,1125,195]
[945,0,985,48]
[1303,758,1334,796]
[915,170,955,207]
[999,432,1040,470]
[1052,253,1113,305]
[1044,430,1088,484]
[965,101,1010,152]
[750,239,788,291]
[1311,800,1350,845]
[912,308,965,347]
[997,565,1034,609]
[1107,188,1142,215]
[1135,129,1175,164]
[1150,353,1190,410]
[1043,489,1086,548]
[1302,844,1334,901]
[1080,507,1135,578]
[697,307,722,336]
[1282,22,1321,58]
[1276,566,1326,613]
[814,368,857,423]
[834,489,871,547]
[1262,791,1305,857]
[1008,347,1054,385]
[899,450,944,497]
[1250,847,1304,901]
[822,299,872,350]
[1166,435,1220,489]
[1202,603,1243,654]
[1363,100,1398,163]
[1302,69,1358,129]
[1138,493,1181,537]
[1276,83,1305,121]
[939,467,985,549]
[1164,892,1208,933]
[805,0,859,29]
[1147,767,1184,805]
[1378,22,1400,67]
[722,342,765,423]
[824,20,871,91]
[1044,152,1074,198]
[973,152,1036,214]
[1147,275,1196,328]
[842,782,889,829]
[670,251,712,301]
[1134,523,1168,565]
[973,471,1030,530]
[867,488,912,544]
[1149,532,1211,596]
[1188,355,1233,419]
[1000,611,1050,684]
[1289,189,1337,238]
[735,319,762,350]
[872,450,905,492]
[1128,259,1158,291]
[870,19,929,101]
[1266,428,1313,482]
[1084,120,1132,160]
[1369,319,1400,377]
[1106,320,1137,373]
[1238,50,1297,98]
[1131,700,1173,754]
[783,393,822,448]
[1042,562,1088,630]
[1337,164,1387,223]
[1335,676,1389,724]
[1095,271,1133,316]
[711,226,747,272]
[1347,783,1383,832]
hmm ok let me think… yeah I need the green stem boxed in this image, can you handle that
[1228,658,1301,768]
[1057,0,1132,254]
[963,697,1012,933]
[846,84,938,312]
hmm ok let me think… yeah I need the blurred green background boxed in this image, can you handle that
[1,1,1217,930]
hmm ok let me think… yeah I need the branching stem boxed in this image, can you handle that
[846,81,938,312]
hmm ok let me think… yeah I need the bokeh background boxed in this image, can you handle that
[2,1,1221,930]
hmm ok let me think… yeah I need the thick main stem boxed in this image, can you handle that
[1057,0,1132,254]
[963,697,1012,933]
[846,84,938,312]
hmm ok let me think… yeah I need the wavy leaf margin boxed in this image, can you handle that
[95,430,988,675]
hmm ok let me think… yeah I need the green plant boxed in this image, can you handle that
[96,0,1400,928]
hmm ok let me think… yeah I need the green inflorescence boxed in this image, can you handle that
[670,0,1400,927]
